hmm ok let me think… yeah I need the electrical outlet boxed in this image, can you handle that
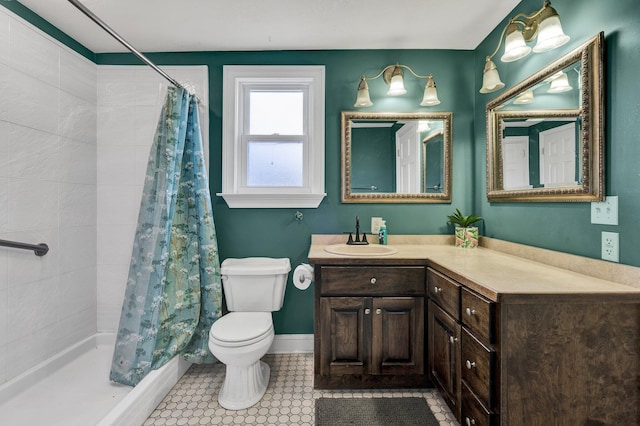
[371,217,383,234]
[591,196,619,225]
[601,231,619,262]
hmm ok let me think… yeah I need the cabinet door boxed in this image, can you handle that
[428,300,461,420]
[371,297,424,375]
[319,297,370,376]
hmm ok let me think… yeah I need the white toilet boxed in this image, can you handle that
[208,257,291,410]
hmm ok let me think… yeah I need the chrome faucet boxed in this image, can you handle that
[346,216,369,245]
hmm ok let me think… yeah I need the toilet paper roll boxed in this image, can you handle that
[293,263,314,290]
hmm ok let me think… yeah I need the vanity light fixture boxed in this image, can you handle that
[354,63,441,107]
[480,0,570,94]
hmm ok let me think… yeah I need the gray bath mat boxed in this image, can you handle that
[315,397,440,426]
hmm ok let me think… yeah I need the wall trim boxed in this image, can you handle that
[268,334,314,354]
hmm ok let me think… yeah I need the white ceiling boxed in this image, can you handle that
[18,0,520,53]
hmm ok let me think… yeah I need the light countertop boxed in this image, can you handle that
[307,235,640,304]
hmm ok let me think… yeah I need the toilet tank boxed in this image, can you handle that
[220,257,291,312]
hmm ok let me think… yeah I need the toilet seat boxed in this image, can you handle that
[209,312,274,348]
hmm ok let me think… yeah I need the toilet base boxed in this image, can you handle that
[218,360,270,410]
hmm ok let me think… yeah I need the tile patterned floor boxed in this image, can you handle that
[143,353,459,426]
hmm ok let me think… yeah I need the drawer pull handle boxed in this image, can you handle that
[465,307,476,316]
[364,308,371,315]
[376,308,382,315]
[370,277,377,284]
[465,360,476,369]
[433,286,441,294]
[465,417,476,426]
[449,336,458,344]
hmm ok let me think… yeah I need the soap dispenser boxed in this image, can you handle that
[378,220,387,245]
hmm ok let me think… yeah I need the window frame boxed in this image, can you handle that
[219,65,326,208]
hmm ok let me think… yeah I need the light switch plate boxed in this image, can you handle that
[591,196,618,225]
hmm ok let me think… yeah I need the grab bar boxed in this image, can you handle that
[0,239,49,256]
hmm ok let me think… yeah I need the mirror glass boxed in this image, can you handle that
[341,111,452,203]
[486,32,604,202]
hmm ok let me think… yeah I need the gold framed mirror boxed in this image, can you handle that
[341,111,452,203]
[486,32,604,202]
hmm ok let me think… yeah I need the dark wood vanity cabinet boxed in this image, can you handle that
[314,264,428,388]
[427,268,497,425]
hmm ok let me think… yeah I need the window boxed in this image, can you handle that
[219,65,326,208]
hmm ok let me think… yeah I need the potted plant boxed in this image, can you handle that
[447,208,482,248]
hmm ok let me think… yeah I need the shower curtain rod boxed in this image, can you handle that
[67,0,187,92]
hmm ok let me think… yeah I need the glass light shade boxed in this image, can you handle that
[417,120,431,132]
[480,59,505,93]
[547,72,572,93]
[354,78,373,107]
[513,89,535,104]
[501,23,532,62]
[386,66,407,96]
[420,76,440,106]
[533,14,570,53]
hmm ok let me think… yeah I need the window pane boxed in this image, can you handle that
[249,91,304,135]
[247,141,303,186]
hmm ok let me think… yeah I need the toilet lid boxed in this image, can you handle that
[210,312,273,345]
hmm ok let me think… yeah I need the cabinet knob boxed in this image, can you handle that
[465,417,476,426]
[364,308,371,315]
[370,277,377,284]
[465,307,476,316]
[433,286,441,294]
[376,308,382,315]
[449,336,458,344]
[465,360,476,370]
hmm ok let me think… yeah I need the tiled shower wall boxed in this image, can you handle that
[96,66,208,333]
[0,8,97,385]
[0,5,208,386]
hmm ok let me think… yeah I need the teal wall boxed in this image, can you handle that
[475,0,640,267]
[5,0,640,335]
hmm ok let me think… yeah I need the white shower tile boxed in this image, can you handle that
[0,247,7,291]
[97,264,128,332]
[59,225,96,274]
[98,302,125,333]
[60,183,97,228]
[6,229,58,289]
[7,179,59,232]
[0,288,7,344]
[54,307,96,353]
[58,267,97,321]
[0,342,6,385]
[97,68,136,106]
[60,48,97,104]
[8,19,59,88]
[59,91,97,143]
[7,276,59,343]
[6,123,59,181]
[96,105,136,146]
[135,105,161,147]
[0,11,9,65]
[97,185,138,226]
[4,68,59,134]
[5,323,59,382]
[97,145,136,187]
[135,69,166,106]
[0,122,7,178]
[133,145,153,188]
[59,137,97,185]
[0,178,7,233]
[97,224,135,267]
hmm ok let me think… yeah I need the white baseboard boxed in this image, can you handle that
[268,334,314,354]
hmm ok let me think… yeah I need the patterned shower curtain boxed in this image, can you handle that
[110,86,222,386]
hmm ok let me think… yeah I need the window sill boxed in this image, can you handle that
[217,193,326,208]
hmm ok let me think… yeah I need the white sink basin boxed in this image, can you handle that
[324,244,398,256]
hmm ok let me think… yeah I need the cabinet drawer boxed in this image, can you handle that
[461,327,494,410]
[320,266,425,296]
[461,287,495,344]
[461,381,493,426]
[427,268,460,319]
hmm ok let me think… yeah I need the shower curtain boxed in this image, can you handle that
[110,86,222,387]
